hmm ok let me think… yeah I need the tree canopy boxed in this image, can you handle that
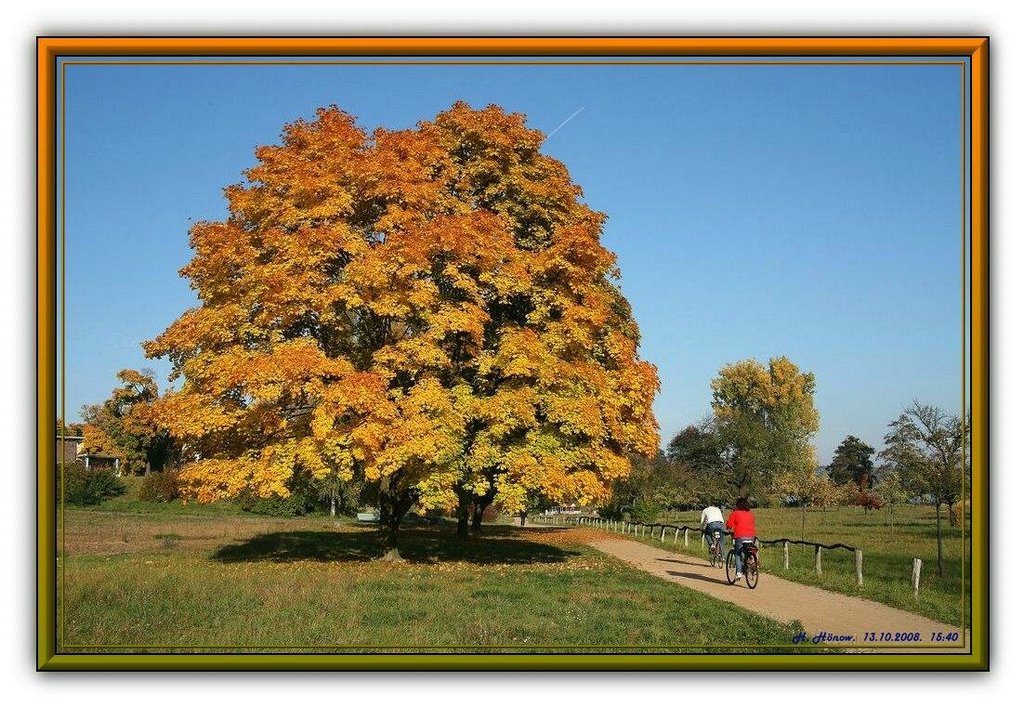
[878,401,969,576]
[80,369,178,475]
[879,402,966,511]
[709,356,819,497]
[666,419,721,473]
[827,435,876,489]
[145,102,659,553]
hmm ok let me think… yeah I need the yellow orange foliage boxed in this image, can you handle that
[80,369,171,474]
[146,102,659,514]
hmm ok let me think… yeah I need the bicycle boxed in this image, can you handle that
[725,538,759,588]
[706,530,725,568]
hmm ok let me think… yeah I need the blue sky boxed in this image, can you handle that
[58,59,965,462]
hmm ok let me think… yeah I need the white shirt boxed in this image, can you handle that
[700,506,724,528]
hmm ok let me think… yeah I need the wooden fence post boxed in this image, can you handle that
[673,528,679,545]
[815,545,822,576]
[660,527,666,542]
[783,541,790,570]
[912,558,922,599]
[855,549,863,588]
[684,528,689,547]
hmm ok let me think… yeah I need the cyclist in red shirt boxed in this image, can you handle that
[725,498,757,583]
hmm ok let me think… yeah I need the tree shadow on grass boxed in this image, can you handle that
[211,526,580,565]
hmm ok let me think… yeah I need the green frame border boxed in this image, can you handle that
[37,35,990,671]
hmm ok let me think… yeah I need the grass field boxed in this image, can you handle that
[594,505,970,627]
[59,506,812,654]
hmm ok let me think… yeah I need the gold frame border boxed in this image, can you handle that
[37,35,989,671]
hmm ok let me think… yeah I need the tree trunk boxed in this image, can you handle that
[456,489,473,540]
[470,487,497,533]
[470,503,486,532]
[801,504,806,541]
[330,495,336,518]
[378,481,417,561]
[935,501,944,578]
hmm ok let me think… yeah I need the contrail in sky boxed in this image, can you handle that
[547,106,585,138]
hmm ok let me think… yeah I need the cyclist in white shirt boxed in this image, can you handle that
[700,503,726,555]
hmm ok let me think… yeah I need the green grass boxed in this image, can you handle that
[598,505,970,627]
[59,508,812,654]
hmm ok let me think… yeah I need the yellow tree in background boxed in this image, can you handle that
[711,356,819,498]
[145,103,659,556]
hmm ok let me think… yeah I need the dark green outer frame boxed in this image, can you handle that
[37,35,990,671]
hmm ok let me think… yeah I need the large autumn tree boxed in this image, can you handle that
[145,102,659,557]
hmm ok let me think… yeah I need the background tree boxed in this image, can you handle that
[145,103,659,558]
[80,369,179,475]
[710,356,819,499]
[827,435,876,490]
[606,452,685,522]
[848,486,883,514]
[772,465,838,540]
[879,402,969,577]
[57,418,84,437]
[666,418,722,472]
[872,468,910,536]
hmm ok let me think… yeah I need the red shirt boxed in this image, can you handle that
[726,509,757,538]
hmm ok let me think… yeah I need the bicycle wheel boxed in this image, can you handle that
[716,546,726,569]
[744,553,759,589]
[725,550,737,584]
[707,543,716,566]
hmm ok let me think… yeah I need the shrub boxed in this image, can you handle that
[138,470,181,502]
[852,491,883,512]
[59,462,126,505]
[239,492,312,517]
[236,470,323,516]
[627,499,661,523]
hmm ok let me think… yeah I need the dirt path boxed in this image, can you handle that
[588,536,968,651]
